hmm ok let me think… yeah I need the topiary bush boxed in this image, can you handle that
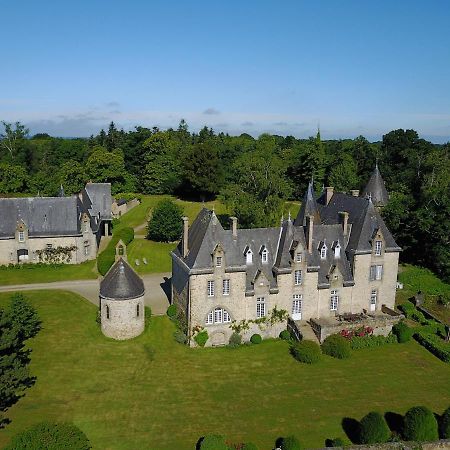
[147,199,183,242]
[173,330,186,344]
[321,334,351,359]
[414,331,450,363]
[350,333,397,349]
[5,422,91,450]
[402,406,439,441]
[440,406,450,439]
[199,434,229,450]
[359,411,391,444]
[392,321,413,343]
[279,330,291,340]
[228,332,242,348]
[167,304,177,318]
[279,435,301,450]
[290,340,321,364]
[250,333,262,344]
[194,330,208,347]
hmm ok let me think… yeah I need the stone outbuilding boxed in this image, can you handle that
[99,242,145,340]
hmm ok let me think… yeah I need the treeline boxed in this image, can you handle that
[0,121,449,281]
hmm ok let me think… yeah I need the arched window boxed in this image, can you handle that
[106,305,110,319]
[136,304,140,317]
[205,308,231,325]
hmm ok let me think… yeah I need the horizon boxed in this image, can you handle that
[1,0,450,143]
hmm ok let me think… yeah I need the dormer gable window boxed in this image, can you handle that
[216,256,222,267]
[296,252,302,263]
[319,242,327,259]
[18,231,25,242]
[375,240,382,256]
[260,246,268,264]
[333,241,341,258]
[244,246,253,264]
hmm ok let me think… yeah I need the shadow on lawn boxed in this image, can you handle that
[342,417,360,443]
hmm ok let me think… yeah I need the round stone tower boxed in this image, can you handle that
[99,241,145,340]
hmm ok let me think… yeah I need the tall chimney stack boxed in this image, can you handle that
[339,211,349,236]
[230,216,238,238]
[350,189,359,197]
[182,217,189,257]
[306,215,314,253]
[325,187,334,205]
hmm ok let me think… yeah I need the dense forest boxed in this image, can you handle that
[0,120,449,282]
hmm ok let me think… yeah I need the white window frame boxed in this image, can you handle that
[206,310,214,324]
[214,308,223,324]
[294,269,302,285]
[296,252,302,262]
[292,294,302,315]
[375,240,382,256]
[320,246,327,259]
[246,249,253,264]
[18,231,25,242]
[370,264,383,281]
[256,297,266,318]
[205,308,231,325]
[222,279,230,296]
[84,241,90,256]
[207,280,215,297]
[370,289,377,305]
[216,256,222,267]
[334,243,341,258]
[261,248,268,263]
[330,289,339,311]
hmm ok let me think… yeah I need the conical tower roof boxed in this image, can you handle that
[362,164,389,207]
[100,258,145,300]
[294,181,321,226]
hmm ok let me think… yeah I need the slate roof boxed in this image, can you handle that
[100,258,145,300]
[294,181,321,226]
[362,164,389,207]
[0,196,81,238]
[82,183,112,220]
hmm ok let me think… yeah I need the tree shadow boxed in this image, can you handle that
[0,417,11,429]
[342,417,360,444]
[160,277,171,302]
[274,437,284,448]
[385,411,403,435]
[196,436,205,450]
[216,213,231,229]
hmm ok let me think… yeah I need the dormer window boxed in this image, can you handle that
[18,231,25,243]
[375,240,382,256]
[320,245,327,259]
[245,248,253,264]
[334,242,341,258]
[261,247,268,264]
[296,252,302,263]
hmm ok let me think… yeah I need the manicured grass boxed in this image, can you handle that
[1,290,449,450]
[0,260,97,286]
[127,238,175,274]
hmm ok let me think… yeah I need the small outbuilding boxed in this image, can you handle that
[99,241,145,340]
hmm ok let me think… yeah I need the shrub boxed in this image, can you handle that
[290,340,321,364]
[398,302,415,318]
[325,437,344,447]
[321,334,351,359]
[5,422,91,450]
[228,332,242,348]
[402,406,439,441]
[414,331,450,363]
[392,321,413,343]
[173,330,187,344]
[194,330,208,347]
[250,334,262,344]
[279,330,291,340]
[167,304,177,318]
[350,333,397,349]
[9,293,41,340]
[279,435,301,450]
[440,406,450,438]
[147,199,183,242]
[359,411,391,444]
[199,434,229,450]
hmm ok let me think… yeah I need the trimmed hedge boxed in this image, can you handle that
[392,321,413,343]
[167,304,177,318]
[290,340,321,364]
[321,334,351,359]
[350,334,397,349]
[250,334,262,344]
[398,302,415,318]
[403,406,439,441]
[414,331,450,363]
[280,435,301,450]
[359,411,391,444]
[440,406,450,439]
[97,226,135,275]
[194,330,209,347]
[279,330,291,340]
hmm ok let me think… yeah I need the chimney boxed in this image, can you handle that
[350,189,359,197]
[182,217,189,257]
[339,211,349,236]
[230,216,238,238]
[325,187,334,205]
[306,215,314,253]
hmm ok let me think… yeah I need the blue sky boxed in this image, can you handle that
[1,0,450,142]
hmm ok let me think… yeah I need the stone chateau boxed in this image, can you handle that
[0,183,112,265]
[171,166,402,346]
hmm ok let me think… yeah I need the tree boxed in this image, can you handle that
[402,406,439,441]
[0,121,29,159]
[4,422,91,450]
[9,293,41,340]
[0,163,28,193]
[359,411,391,444]
[328,153,359,192]
[147,199,183,242]
[58,160,87,195]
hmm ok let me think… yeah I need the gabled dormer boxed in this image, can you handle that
[81,213,91,234]
[212,243,225,268]
[332,241,341,259]
[244,245,253,264]
[259,245,269,264]
[318,241,327,259]
[16,220,28,243]
[371,228,385,257]
[290,241,304,264]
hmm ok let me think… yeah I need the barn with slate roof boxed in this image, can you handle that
[171,166,402,346]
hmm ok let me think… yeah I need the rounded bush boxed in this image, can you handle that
[359,411,391,444]
[403,406,439,441]
[250,333,262,344]
[279,330,291,340]
[228,332,242,348]
[173,330,186,344]
[166,304,177,318]
[5,422,90,450]
[392,321,413,343]
[321,334,351,359]
[147,199,183,242]
[290,340,321,364]
[194,330,209,347]
[199,434,228,450]
[280,435,301,450]
[440,406,450,439]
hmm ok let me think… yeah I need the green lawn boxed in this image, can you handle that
[127,239,176,274]
[1,290,449,450]
[0,260,97,286]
